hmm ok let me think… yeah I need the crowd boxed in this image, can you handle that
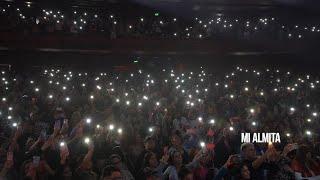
[1,3,320,40]
[0,65,319,180]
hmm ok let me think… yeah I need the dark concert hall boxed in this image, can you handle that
[0,0,320,179]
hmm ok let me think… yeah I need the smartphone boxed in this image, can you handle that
[33,156,40,167]
[7,152,13,161]
[60,142,69,155]
[54,120,61,129]
[231,154,242,165]
[40,130,47,140]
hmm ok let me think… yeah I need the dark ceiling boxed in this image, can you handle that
[3,0,320,9]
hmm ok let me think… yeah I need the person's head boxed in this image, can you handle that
[110,154,122,169]
[296,144,312,163]
[240,164,250,180]
[283,143,298,160]
[144,152,158,168]
[154,125,161,135]
[171,130,183,147]
[240,143,256,160]
[144,136,155,151]
[198,149,214,167]
[169,149,183,166]
[178,166,193,180]
[101,165,122,180]
[144,167,161,180]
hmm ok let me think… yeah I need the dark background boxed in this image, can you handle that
[0,0,320,72]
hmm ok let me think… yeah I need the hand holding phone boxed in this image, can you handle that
[54,120,61,130]
[33,156,40,167]
[39,130,47,141]
[7,152,13,161]
[60,142,69,158]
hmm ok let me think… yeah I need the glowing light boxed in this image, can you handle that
[305,130,312,136]
[60,142,65,147]
[312,112,318,117]
[84,137,90,144]
[109,124,114,130]
[229,126,234,131]
[200,141,205,148]
[86,118,91,124]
